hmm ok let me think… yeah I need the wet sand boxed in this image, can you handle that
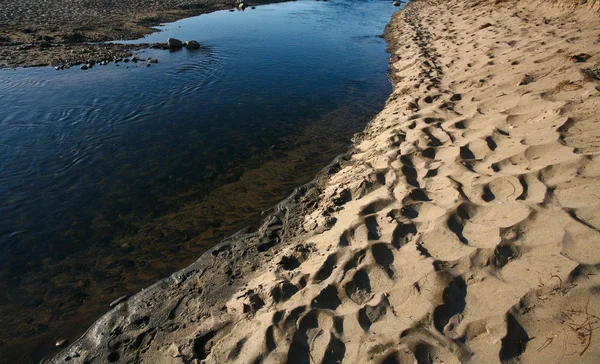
[48,0,600,363]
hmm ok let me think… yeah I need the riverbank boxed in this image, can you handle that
[0,0,287,68]
[51,0,600,362]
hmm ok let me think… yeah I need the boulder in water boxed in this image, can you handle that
[184,40,200,49]
[167,38,183,48]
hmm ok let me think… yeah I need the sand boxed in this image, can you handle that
[50,0,600,362]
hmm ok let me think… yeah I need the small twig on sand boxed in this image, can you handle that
[548,274,564,295]
[537,337,553,352]
[563,298,596,356]
[580,299,592,356]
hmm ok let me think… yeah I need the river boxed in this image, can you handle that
[0,0,399,361]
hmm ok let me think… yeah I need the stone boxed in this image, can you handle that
[131,56,139,63]
[168,38,183,48]
[518,74,535,86]
[393,1,401,6]
[80,64,88,70]
[55,339,67,347]
[184,40,200,49]
[571,53,591,63]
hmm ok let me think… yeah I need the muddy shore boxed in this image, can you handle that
[0,0,288,68]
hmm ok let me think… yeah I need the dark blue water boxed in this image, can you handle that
[0,0,398,361]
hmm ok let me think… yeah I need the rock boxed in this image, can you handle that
[80,64,88,70]
[251,6,256,9]
[147,63,151,67]
[55,339,68,347]
[109,295,128,307]
[184,40,200,49]
[229,9,235,12]
[392,1,400,6]
[148,58,158,64]
[123,58,130,63]
[168,38,183,48]
[571,53,591,63]
[582,64,600,80]
[131,56,139,63]
[238,2,246,10]
[518,74,535,86]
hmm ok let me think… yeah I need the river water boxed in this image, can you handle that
[0,0,398,361]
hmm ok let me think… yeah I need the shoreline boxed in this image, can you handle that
[0,0,289,69]
[52,0,600,362]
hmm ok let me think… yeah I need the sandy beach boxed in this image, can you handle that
[49,0,600,362]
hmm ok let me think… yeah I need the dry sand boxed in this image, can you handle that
[50,0,600,362]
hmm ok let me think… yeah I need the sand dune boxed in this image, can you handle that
[51,0,600,363]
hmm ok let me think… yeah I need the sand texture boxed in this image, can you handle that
[51,0,600,363]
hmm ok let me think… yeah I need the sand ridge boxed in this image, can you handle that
[51,0,600,362]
